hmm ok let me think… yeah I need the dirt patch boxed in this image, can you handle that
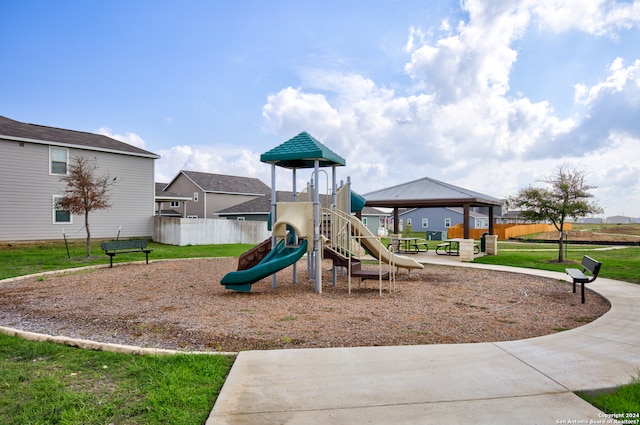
[0,258,610,352]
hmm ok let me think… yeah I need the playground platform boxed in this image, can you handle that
[208,257,640,424]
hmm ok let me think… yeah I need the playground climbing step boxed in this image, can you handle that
[323,247,390,281]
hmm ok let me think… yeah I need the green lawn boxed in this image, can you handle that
[1,238,638,422]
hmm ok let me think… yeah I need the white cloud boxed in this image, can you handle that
[97,127,147,149]
[155,144,268,185]
[256,0,640,217]
[526,0,640,36]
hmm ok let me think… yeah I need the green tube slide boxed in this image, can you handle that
[220,239,309,292]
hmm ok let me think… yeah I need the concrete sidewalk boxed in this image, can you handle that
[208,257,640,424]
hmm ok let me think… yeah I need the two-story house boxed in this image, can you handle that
[0,115,159,241]
[163,170,271,218]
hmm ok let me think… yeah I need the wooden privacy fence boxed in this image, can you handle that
[447,223,572,240]
[152,216,269,246]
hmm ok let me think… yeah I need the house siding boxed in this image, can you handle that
[0,139,155,241]
[399,207,491,235]
[164,175,203,217]
[208,193,261,217]
[361,214,385,234]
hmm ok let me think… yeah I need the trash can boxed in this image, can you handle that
[480,232,489,252]
[426,231,443,241]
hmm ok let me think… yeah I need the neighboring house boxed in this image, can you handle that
[606,215,634,224]
[578,217,604,224]
[155,183,192,217]
[360,206,390,235]
[0,115,159,241]
[217,190,290,222]
[497,210,533,224]
[164,170,271,218]
[396,207,492,238]
[217,191,337,222]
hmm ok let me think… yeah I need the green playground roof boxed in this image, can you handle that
[260,131,346,169]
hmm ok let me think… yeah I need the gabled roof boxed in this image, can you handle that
[217,191,291,215]
[363,176,503,208]
[260,131,346,169]
[361,206,389,216]
[0,115,159,158]
[155,183,192,202]
[217,191,334,215]
[168,170,271,196]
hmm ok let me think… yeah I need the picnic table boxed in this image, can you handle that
[436,239,480,256]
[387,237,428,254]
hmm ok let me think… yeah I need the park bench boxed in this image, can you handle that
[566,255,602,304]
[101,240,153,268]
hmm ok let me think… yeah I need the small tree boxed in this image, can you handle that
[509,165,603,262]
[59,156,115,257]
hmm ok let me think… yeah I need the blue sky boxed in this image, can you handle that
[2,0,640,217]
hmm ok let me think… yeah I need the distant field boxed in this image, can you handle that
[525,223,640,243]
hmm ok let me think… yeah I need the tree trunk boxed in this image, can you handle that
[557,230,564,263]
[85,212,91,257]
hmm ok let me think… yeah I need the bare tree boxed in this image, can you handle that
[509,165,603,262]
[59,156,115,257]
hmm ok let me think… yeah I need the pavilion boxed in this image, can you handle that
[363,177,503,239]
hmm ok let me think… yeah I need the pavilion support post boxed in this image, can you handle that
[463,203,470,239]
[488,207,495,235]
[485,235,498,255]
[458,239,475,261]
[393,208,399,234]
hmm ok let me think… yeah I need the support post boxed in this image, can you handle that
[314,160,322,293]
[463,203,470,239]
[271,164,277,288]
[292,168,297,284]
[485,235,498,255]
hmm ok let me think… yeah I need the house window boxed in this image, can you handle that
[422,218,429,228]
[444,218,452,228]
[170,201,180,208]
[362,217,368,226]
[193,192,199,202]
[52,195,71,224]
[187,215,198,219]
[237,217,245,221]
[50,147,68,175]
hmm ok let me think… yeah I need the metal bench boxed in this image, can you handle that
[100,240,153,268]
[566,255,602,304]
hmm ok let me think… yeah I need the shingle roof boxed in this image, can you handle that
[155,183,191,200]
[177,170,271,196]
[361,206,389,216]
[216,191,289,214]
[217,191,334,214]
[0,115,159,158]
[260,131,346,169]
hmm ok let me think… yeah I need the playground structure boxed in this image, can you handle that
[220,132,423,293]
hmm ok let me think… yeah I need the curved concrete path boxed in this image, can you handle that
[208,256,640,424]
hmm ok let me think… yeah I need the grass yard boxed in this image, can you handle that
[0,333,233,425]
